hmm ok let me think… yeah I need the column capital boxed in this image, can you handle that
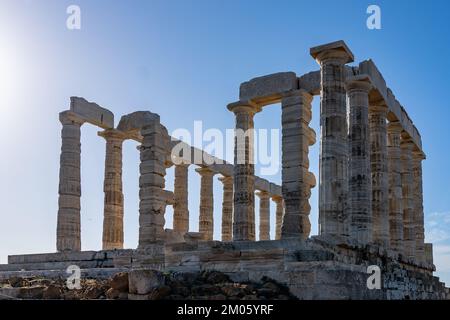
[59,110,85,126]
[345,75,373,93]
[387,121,404,134]
[98,128,127,141]
[256,190,270,198]
[413,150,426,161]
[218,175,233,184]
[227,100,261,115]
[271,195,283,203]
[400,138,416,150]
[310,40,354,64]
[195,166,216,176]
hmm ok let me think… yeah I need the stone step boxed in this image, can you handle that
[0,259,115,272]
[0,267,128,281]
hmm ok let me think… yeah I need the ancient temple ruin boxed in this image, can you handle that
[1,40,449,299]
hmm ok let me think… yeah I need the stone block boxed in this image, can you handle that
[70,97,114,129]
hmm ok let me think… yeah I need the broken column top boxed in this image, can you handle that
[310,40,354,64]
[70,96,114,129]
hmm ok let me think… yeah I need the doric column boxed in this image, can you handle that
[138,120,168,248]
[412,150,426,263]
[98,129,126,250]
[196,167,215,241]
[346,76,372,245]
[401,138,416,260]
[311,41,354,239]
[369,105,390,247]
[57,111,84,252]
[256,191,270,240]
[281,90,315,239]
[387,121,404,252]
[219,175,233,241]
[227,101,260,241]
[272,196,284,240]
[173,164,189,234]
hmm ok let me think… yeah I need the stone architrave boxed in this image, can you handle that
[196,167,215,241]
[311,41,354,239]
[57,111,85,252]
[219,175,233,241]
[369,104,390,248]
[387,121,404,252]
[281,90,315,239]
[256,191,270,240]
[98,129,126,250]
[227,101,261,241]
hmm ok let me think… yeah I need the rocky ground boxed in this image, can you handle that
[0,270,297,300]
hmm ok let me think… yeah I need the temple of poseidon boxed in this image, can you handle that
[1,40,449,299]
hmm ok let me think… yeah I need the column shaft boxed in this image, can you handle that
[347,78,372,245]
[257,191,270,240]
[57,111,83,252]
[173,164,189,234]
[387,122,404,252]
[197,167,215,241]
[138,121,167,247]
[413,152,425,263]
[99,129,125,250]
[369,106,389,247]
[401,139,416,260]
[281,91,315,239]
[219,176,233,241]
[273,196,284,240]
[318,53,351,238]
[228,102,260,241]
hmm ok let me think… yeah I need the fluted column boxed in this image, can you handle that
[272,196,284,240]
[412,151,425,263]
[401,138,416,260]
[197,167,215,241]
[219,176,233,241]
[98,129,126,250]
[369,105,389,247]
[173,164,189,234]
[346,76,372,245]
[387,122,404,252]
[311,41,354,239]
[57,111,84,252]
[227,102,260,241]
[281,90,315,239]
[256,191,270,240]
[138,120,168,248]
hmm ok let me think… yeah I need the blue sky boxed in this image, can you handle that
[0,0,449,285]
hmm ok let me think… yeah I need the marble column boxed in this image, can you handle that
[369,105,390,247]
[412,151,426,263]
[387,121,404,252]
[272,196,284,240]
[98,129,126,250]
[256,191,270,240]
[311,41,354,239]
[227,101,260,241]
[281,90,315,239]
[173,164,189,234]
[57,111,84,252]
[219,175,233,241]
[138,121,168,248]
[197,167,215,241]
[346,76,372,245]
[401,138,416,260]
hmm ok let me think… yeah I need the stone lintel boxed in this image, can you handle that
[70,97,114,129]
[310,40,354,64]
[239,72,298,105]
[117,111,160,140]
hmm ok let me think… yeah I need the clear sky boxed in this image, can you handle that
[1,0,449,285]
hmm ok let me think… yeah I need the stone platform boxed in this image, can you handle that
[1,238,448,299]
